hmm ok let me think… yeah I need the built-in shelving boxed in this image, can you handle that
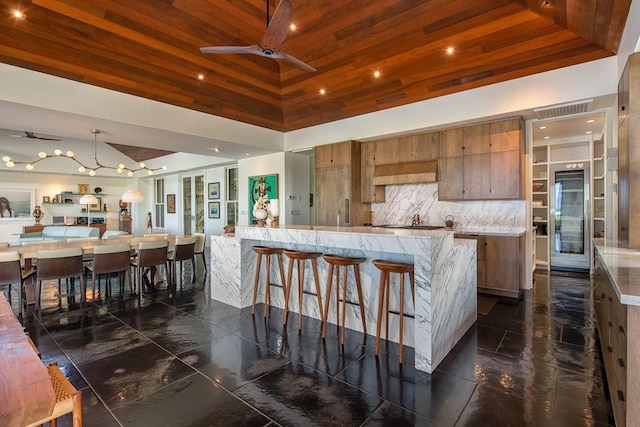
[532,145,549,269]
[592,138,606,238]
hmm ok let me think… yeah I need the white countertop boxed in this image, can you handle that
[593,239,640,306]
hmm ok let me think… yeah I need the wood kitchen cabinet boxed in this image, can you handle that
[484,234,525,298]
[361,141,385,203]
[361,132,439,203]
[315,141,368,226]
[456,233,524,298]
[438,117,523,201]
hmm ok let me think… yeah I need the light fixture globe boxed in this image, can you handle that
[79,194,98,205]
[121,189,144,203]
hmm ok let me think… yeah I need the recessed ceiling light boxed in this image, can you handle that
[10,9,25,19]
[446,47,455,55]
[544,136,550,140]
[373,71,381,78]
[210,147,219,152]
[539,0,553,8]
[319,89,326,95]
[539,126,547,130]
[245,153,250,156]
[290,24,297,31]
[586,131,593,134]
[587,119,595,123]
[197,74,204,80]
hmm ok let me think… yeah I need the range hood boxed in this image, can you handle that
[372,160,438,185]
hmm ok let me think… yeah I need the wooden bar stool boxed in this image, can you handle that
[321,254,367,344]
[372,259,415,364]
[251,246,286,317]
[282,250,324,330]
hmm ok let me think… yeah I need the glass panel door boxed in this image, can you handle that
[182,173,205,235]
[553,170,585,254]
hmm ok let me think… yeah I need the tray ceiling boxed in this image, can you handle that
[0,0,632,132]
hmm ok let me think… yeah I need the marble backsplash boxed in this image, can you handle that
[372,183,526,232]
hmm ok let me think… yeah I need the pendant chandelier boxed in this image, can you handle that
[2,129,167,176]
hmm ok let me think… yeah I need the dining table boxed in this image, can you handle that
[0,297,55,426]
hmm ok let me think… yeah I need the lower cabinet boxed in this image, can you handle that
[456,233,525,299]
[594,254,639,427]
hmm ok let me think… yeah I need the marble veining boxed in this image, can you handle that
[211,225,477,373]
[373,183,525,233]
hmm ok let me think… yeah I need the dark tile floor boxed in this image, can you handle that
[5,260,615,427]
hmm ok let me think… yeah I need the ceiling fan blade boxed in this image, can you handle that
[271,51,316,72]
[200,45,259,54]
[260,0,293,51]
[23,131,61,141]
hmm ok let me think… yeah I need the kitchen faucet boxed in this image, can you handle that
[411,214,421,226]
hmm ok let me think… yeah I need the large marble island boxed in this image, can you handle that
[210,225,477,373]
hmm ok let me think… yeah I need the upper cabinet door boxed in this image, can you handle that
[463,124,491,155]
[490,118,523,152]
[439,128,465,158]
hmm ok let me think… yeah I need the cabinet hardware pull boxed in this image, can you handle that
[618,358,625,369]
[617,390,625,402]
[607,346,613,353]
[608,297,613,302]
[601,292,605,298]
[608,321,612,328]
[619,325,625,335]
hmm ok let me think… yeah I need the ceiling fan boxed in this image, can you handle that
[15,131,61,141]
[199,0,316,72]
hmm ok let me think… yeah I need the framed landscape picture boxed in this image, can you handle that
[208,202,220,219]
[0,189,35,219]
[208,182,220,199]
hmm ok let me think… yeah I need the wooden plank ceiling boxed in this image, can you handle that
[0,0,631,132]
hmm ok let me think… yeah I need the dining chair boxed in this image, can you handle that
[130,240,169,300]
[35,247,85,312]
[0,251,36,317]
[194,233,207,274]
[167,237,196,288]
[85,243,132,300]
[24,362,82,427]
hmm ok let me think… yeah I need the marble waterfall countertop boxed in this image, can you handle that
[210,224,477,373]
[452,227,527,237]
[593,239,640,306]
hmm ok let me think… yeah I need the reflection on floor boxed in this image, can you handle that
[7,262,615,426]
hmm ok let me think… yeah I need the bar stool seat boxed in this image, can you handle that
[321,254,367,344]
[372,259,415,364]
[282,250,324,330]
[251,246,286,317]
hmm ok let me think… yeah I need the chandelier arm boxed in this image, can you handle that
[2,129,166,175]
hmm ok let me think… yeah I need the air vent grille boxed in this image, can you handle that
[533,99,593,120]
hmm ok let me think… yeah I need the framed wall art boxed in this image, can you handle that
[248,174,278,224]
[208,202,220,219]
[0,189,35,219]
[167,194,176,214]
[208,182,220,199]
[89,197,102,212]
